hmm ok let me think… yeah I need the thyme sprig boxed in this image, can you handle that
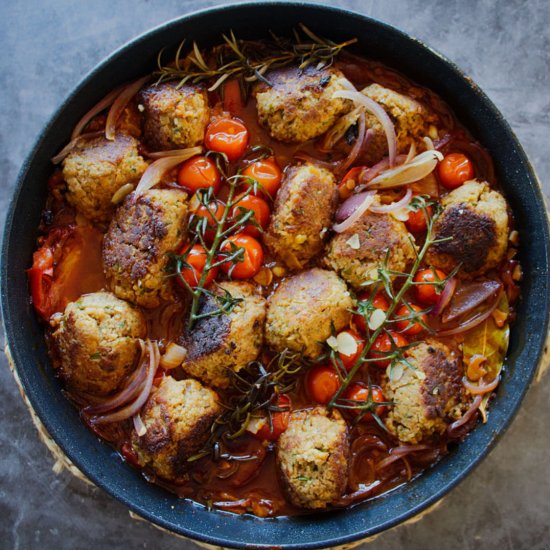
[154,24,357,92]
[188,350,307,462]
[328,196,454,409]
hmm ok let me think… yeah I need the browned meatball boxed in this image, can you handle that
[264,163,338,270]
[277,407,349,509]
[62,133,148,223]
[50,292,146,396]
[180,282,266,389]
[103,189,189,308]
[427,180,509,277]
[138,82,210,150]
[324,207,416,288]
[265,268,352,359]
[381,340,466,444]
[131,376,221,482]
[254,66,352,143]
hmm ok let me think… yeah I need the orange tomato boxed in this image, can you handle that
[337,330,365,370]
[395,304,426,335]
[177,155,221,193]
[219,234,264,279]
[437,153,474,190]
[242,158,283,199]
[254,394,291,441]
[193,200,225,243]
[406,204,433,233]
[205,118,249,161]
[176,244,217,289]
[306,365,341,405]
[369,331,409,368]
[414,268,447,305]
[222,79,244,115]
[353,291,390,333]
[344,383,387,421]
[231,193,271,238]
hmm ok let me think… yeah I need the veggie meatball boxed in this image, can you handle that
[180,282,267,389]
[131,376,221,481]
[103,189,189,308]
[277,406,349,509]
[254,66,352,143]
[139,82,210,150]
[324,207,416,288]
[62,133,148,223]
[265,268,352,359]
[427,180,509,276]
[264,163,338,270]
[381,340,465,444]
[50,291,145,396]
[361,84,435,163]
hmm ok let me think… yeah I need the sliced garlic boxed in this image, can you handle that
[368,308,386,331]
[246,416,267,435]
[415,370,427,380]
[346,233,361,250]
[391,207,410,222]
[388,362,404,382]
[326,335,339,351]
[336,331,358,356]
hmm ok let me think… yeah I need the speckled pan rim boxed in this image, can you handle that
[2,2,549,549]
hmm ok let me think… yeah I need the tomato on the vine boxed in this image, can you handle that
[369,331,409,368]
[177,155,221,193]
[337,330,365,370]
[192,200,225,243]
[353,291,390,333]
[242,158,283,199]
[437,153,474,190]
[344,383,387,421]
[231,193,271,238]
[395,303,426,336]
[414,268,448,305]
[253,394,291,441]
[205,118,249,161]
[306,365,341,405]
[219,233,264,279]
[176,244,217,289]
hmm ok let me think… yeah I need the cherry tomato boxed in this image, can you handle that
[306,365,341,405]
[344,383,387,421]
[254,394,291,441]
[220,234,264,279]
[437,153,474,190]
[369,331,409,368]
[242,158,283,199]
[353,291,390,333]
[193,200,225,242]
[205,118,249,161]
[176,244,217,289]
[395,304,426,336]
[177,155,221,194]
[414,268,447,305]
[337,330,365,370]
[406,204,433,233]
[231,193,271,238]
[338,166,366,199]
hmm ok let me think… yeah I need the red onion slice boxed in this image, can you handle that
[443,280,502,323]
[105,76,150,140]
[431,277,457,317]
[360,155,408,184]
[333,89,397,167]
[448,395,482,434]
[462,375,500,395]
[335,113,368,176]
[134,146,202,196]
[333,191,376,233]
[71,85,123,140]
[437,292,502,337]
[369,187,412,214]
[92,340,159,424]
[375,444,431,470]
[51,131,103,164]
[367,150,444,190]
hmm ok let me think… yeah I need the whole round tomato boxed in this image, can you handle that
[205,118,249,161]
[231,193,270,238]
[219,233,264,279]
[414,268,448,305]
[192,200,225,243]
[177,155,221,193]
[176,244,217,289]
[369,331,409,368]
[253,394,291,441]
[395,303,426,336]
[344,382,387,421]
[306,365,341,405]
[242,158,283,199]
[437,153,474,190]
[353,291,390,333]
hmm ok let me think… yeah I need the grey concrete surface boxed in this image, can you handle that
[1,0,549,549]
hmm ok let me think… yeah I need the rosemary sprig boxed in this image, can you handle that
[328,196,452,408]
[154,24,357,92]
[188,350,307,462]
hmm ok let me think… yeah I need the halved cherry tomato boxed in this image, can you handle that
[193,200,225,242]
[395,304,426,336]
[338,166,366,199]
[254,394,291,441]
[437,153,474,190]
[176,244,217,288]
[337,330,365,370]
[223,79,244,116]
[344,383,387,421]
[27,246,54,319]
[177,155,221,193]
[205,118,249,161]
[306,365,341,405]
[231,193,271,238]
[369,331,409,368]
[414,268,447,305]
[242,158,283,199]
[220,234,264,279]
[406,204,433,233]
[353,291,390,333]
